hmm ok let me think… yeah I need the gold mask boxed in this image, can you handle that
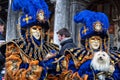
[89,36,102,50]
[30,26,42,40]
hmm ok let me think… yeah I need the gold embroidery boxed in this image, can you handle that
[23,14,32,23]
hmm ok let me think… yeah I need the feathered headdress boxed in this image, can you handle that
[12,0,50,30]
[74,10,109,46]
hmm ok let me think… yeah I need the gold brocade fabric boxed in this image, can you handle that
[5,42,43,80]
[3,39,59,80]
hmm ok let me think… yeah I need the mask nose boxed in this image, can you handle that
[36,28,40,33]
[36,29,40,32]
[94,39,99,43]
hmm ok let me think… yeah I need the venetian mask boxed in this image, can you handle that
[30,25,42,40]
[89,36,101,50]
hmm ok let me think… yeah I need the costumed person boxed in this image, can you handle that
[59,10,120,80]
[0,0,59,80]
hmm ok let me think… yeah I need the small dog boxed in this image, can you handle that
[91,51,115,80]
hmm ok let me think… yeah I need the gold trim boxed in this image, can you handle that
[6,41,34,61]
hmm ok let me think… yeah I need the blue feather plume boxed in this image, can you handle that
[74,10,110,45]
[12,0,50,20]
[74,10,95,25]
[95,12,109,30]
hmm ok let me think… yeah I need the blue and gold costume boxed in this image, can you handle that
[47,10,120,80]
[62,10,120,80]
[0,0,59,80]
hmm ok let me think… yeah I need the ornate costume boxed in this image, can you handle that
[0,0,59,80]
[64,10,120,80]
[47,10,120,80]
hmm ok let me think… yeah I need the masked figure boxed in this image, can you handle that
[57,10,120,80]
[0,0,59,80]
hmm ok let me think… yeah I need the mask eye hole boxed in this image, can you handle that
[31,26,37,30]
[39,28,42,31]
[32,27,37,30]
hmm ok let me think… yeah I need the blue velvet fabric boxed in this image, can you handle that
[44,55,62,75]
[68,59,78,73]
[33,36,43,46]
[78,60,94,80]
[112,64,120,80]
[39,61,47,80]
[20,63,29,69]
[77,59,120,80]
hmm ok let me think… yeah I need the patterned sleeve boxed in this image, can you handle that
[5,42,45,80]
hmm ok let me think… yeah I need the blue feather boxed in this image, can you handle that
[12,0,50,19]
[74,10,110,46]
[95,12,109,30]
[74,10,95,24]
[30,0,50,19]
[74,10,109,30]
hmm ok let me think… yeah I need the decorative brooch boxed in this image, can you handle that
[93,21,102,32]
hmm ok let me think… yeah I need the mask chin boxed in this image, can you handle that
[91,45,100,50]
[32,32,41,40]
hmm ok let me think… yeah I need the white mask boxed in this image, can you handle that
[30,26,42,40]
[89,36,101,50]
